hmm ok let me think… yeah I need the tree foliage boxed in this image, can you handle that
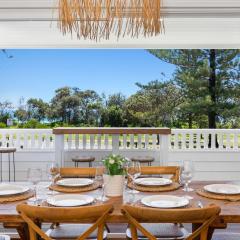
[148,49,240,128]
[1,49,239,129]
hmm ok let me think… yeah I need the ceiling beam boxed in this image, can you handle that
[0,0,239,21]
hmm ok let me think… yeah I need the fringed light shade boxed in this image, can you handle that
[58,0,164,41]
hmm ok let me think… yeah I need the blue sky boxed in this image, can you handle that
[0,49,175,106]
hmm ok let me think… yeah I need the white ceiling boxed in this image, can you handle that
[0,0,239,48]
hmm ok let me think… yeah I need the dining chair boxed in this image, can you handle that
[212,232,240,240]
[59,167,101,178]
[121,204,220,240]
[139,166,181,182]
[17,203,113,240]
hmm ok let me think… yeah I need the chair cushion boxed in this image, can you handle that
[131,156,154,162]
[48,224,107,239]
[72,157,95,162]
[212,232,240,240]
[0,235,10,240]
[126,223,187,239]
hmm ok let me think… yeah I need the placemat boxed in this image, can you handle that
[49,181,100,193]
[127,182,180,192]
[0,190,34,203]
[197,189,240,202]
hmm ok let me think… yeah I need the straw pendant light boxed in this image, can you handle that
[58,0,164,41]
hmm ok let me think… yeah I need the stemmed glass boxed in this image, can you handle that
[27,168,42,204]
[46,162,59,195]
[94,162,108,202]
[126,161,141,195]
[180,160,194,200]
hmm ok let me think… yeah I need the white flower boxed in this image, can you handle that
[109,159,115,164]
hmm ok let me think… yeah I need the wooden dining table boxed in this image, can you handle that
[0,181,240,239]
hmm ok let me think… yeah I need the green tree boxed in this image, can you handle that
[49,87,102,125]
[27,98,49,122]
[75,89,102,125]
[14,97,28,123]
[148,49,240,128]
[0,101,13,124]
[100,93,127,127]
[125,80,183,127]
[49,87,79,123]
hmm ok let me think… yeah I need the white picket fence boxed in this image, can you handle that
[0,128,240,181]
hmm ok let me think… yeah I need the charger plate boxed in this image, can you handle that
[197,189,240,202]
[0,190,34,203]
[49,181,100,193]
[127,181,180,192]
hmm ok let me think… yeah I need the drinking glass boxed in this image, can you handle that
[94,162,108,202]
[126,161,141,195]
[180,160,194,192]
[27,168,42,204]
[46,162,59,194]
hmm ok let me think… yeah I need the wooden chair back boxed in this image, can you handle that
[17,203,113,240]
[121,204,220,240]
[59,166,180,182]
[59,167,103,178]
[140,166,180,182]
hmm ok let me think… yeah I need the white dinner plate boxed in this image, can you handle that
[204,184,240,195]
[0,184,29,196]
[56,178,94,187]
[47,194,94,207]
[141,195,189,208]
[134,178,172,186]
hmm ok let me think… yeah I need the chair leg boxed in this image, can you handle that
[0,153,2,182]
[8,153,10,182]
[13,152,15,182]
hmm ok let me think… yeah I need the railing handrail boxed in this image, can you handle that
[52,127,171,135]
[172,129,240,133]
[0,129,52,133]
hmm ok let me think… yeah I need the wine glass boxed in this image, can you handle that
[27,168,42,204]
[180,160,194,193]
[126,161,141,195]
[94,162,108,202]
[46,162,59,194]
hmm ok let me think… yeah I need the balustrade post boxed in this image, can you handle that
[159,134,170,166]
[112,134,120,154]
[55,134,64,167]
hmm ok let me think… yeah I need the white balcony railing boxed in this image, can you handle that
[1,128,240,151]
[170,129,240,151]
[0,129,54,150]
[0,128,240,181]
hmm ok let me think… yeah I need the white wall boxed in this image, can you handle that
[169,151,240,181]
[1,148,240,181]
[0,150,54,181]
